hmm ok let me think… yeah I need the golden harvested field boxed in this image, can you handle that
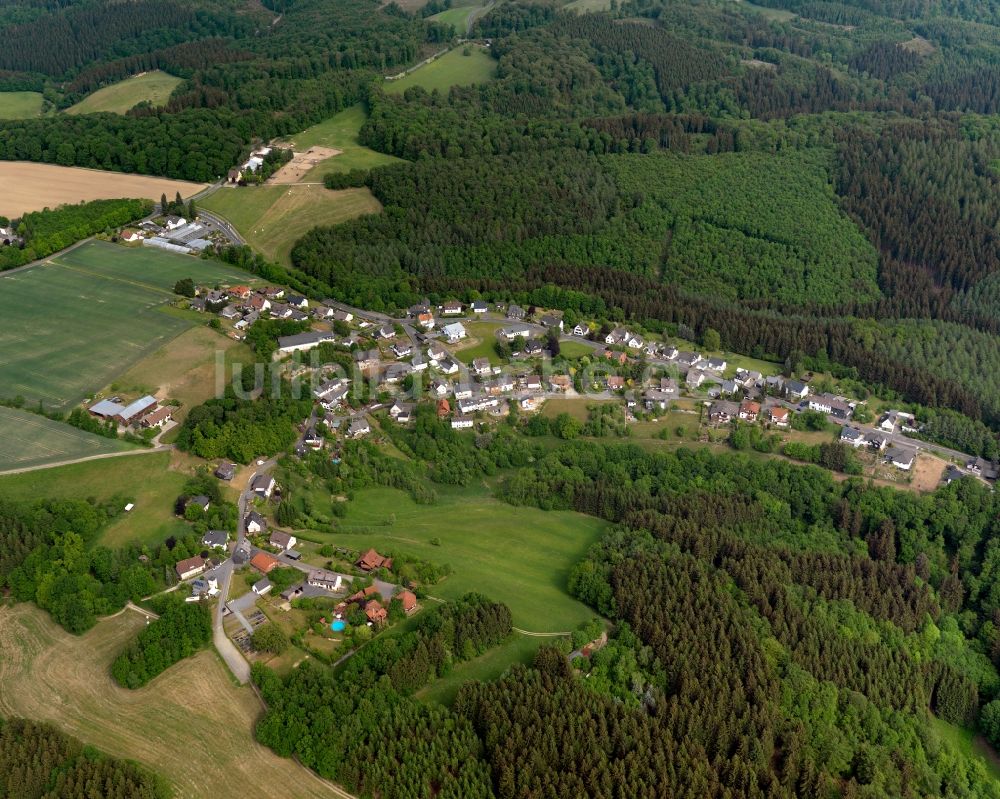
[0,603,345,799]
[0,162,207,217]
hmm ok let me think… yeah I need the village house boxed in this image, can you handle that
[438,357,460,375]
[390,402,415,423]
[365,600,388,625]
[245,511,267,533]
[441,300,463,315]
[252,578,272,596]
[202,530,229,550]
[738,400,761,422]
[498,325,532,341]
[885,447,916,471]
[377,323,395,340]
[313,304,333,320]
[417,312,435,329]
[215,461,236,481]
[644,389,671,411]
[140,406,173,429]
[354,348,381,372]
[357,548,392,572]
[572,323,588,337]
[709,400,739,425]
[676,351,702,368]
[308,571,342,592]
[270,530,297,550]
[252,474,276,498]
[606,376,625,391]
[685,369,706,389]
[864,430,889,451]
[175,556,206,581]
[120,229,143,243]
[659,378,678,396]
[706,357,727,373]
[471,300,489,314]
[767,407,790,428]
[601,349,627,366]
[395,589,419,615]
[411,353,428,371]
[785,380,810,401]
[453,384,473,401]
[452,415,474,429]
[249,294,271,313]
[442,322,467,343]
[549,375,572,392]
[383,363,412,385]
[276,331,337,355]
[626,334,645,350]
[662,345,679,360]
[391,339,413,359]
[605,327,630,346]
[524,374,542,391]
[333,309,353,323]
[808,393,852,420]
[185,495,211,513]
[314,379,350,403]
[437,398,451,418]
[348,418,371,438]
[506,304,526,320]
[523,339,545,356]
[473,357,492,377]
[251,552,280,574]
[263,286,285,300]
[840,426,865,447]
[287,295,309,309]
[540,314,564,331]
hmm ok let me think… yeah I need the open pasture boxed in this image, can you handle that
[0,241,250,410]
[0,405,135,472]
[333,484,607,632]
[281,104,403,179]
[201,183,381,266]
[0,161,206,217]
[0,603,341,799]
[385,47,497,94]
[66,71,183,115]
[0,91,45,119]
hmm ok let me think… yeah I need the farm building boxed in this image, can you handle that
[175,556,206,580]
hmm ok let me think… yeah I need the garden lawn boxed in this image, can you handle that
[333,484,608,632]
[0,241,251,410]
[65,71,182,115]
[201,183,381,266]
[0,450,195,547]
[0,406,136,472]
[386,47,497,94]
[284,104,403,180]
[0,91,44,119]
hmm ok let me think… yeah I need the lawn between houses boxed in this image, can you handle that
[0,240,251,411]
[327,483,607,633]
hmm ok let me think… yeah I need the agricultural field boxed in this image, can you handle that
[0,162,206,217]
[385,47,497,94]
[0,90,45,119]
[0,241,251,410]
[0,603,340,799]
[281,104,403,180]
[0,450,205,547]
[333,483,608,632]
[201,183,381,265]
[0,405,136,472]
[65,71,182,115]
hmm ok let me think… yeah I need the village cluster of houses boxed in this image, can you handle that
[227,145,273,183]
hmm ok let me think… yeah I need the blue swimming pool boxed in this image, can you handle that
[331,620,346,632]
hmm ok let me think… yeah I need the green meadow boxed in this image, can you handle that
[385,47,497,94]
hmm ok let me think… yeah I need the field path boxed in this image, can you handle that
[0,444,171,476]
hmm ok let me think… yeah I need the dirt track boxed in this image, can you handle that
[268,147,342,184]
[0,162,207,217]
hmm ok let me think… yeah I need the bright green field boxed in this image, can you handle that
[417,632,541,706]
[333,484,608,632]
[66,71,182,115]
[0,451,192,547]
[201,183,382,266]
[931,718,1000,783]
[285,104,403,179]
[0,91,44,120]
[0,406,136,472]
[386,47,497,94]
[0,240,250,409]
[429,3,481,32]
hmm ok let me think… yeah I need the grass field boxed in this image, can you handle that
[0,240,251,410]
[0,406,136,472]
[0,91,44,119]
[333,483,607,632]
[0,450,203,547]
[931,718,1000,783]
[0,603,341,799]
[66,71,182,115]
[201,183,381,265]
[0,162,206,218]
[559,340,594,359]
[282,104,403,180]
[417,632,541,706]
[565,0,613,11]
[429,2,483,32]
[386,47,497,94]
